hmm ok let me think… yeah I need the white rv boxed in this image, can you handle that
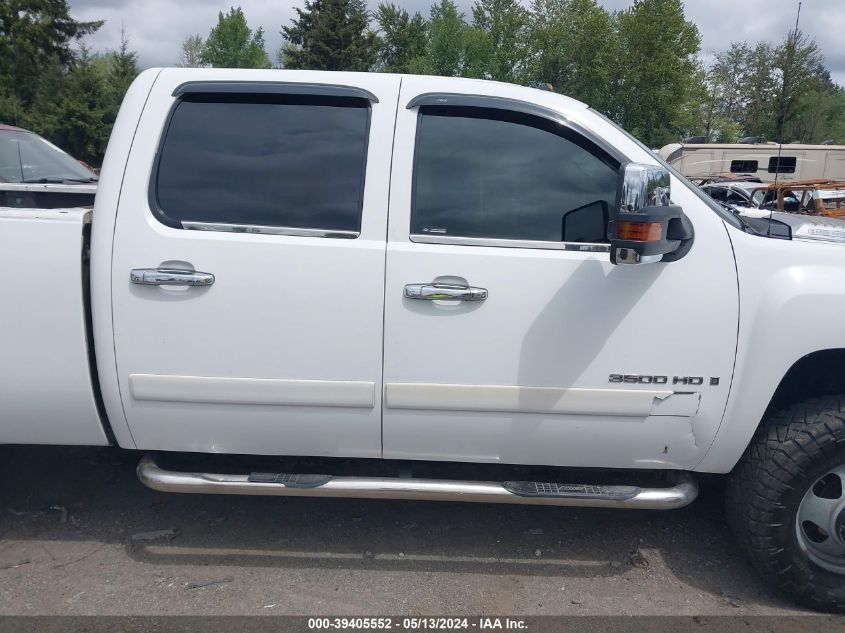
[658,142,845,182]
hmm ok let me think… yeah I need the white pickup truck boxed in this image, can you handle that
[4,68,845,611]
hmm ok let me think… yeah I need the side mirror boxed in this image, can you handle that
[608,163,694,265]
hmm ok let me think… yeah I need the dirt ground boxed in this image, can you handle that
[0,445,819,616]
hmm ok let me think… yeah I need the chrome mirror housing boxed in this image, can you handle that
[609,163,694,265]
[619,164,673,214]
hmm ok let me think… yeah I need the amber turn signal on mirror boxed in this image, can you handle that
[616,221,663,242]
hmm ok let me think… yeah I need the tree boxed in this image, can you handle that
[741,42,777,138]
[698,31,831,143]
[420,0,468,77]
[201,7,271,68]
[0,0,102,116]
[783,73,845,144]
[707,43,751,123]
[527,0,618,113]
[615,0,702,147]
[24,45,112,165]
[15,26,140,166]
[698,43,750,140]
[374,3,428,73]
[772,28,825,142]
[699,41,779,141]
[107,25,139,103]
[281,0,378,71]
[469,0,531,83]
[178,34,206,67]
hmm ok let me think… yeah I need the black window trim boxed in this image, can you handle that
[406,95,623,252]
[147,86,373,238]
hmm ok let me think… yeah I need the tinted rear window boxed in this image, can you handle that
[768,156,797,174]
[730,159,758,173]
[154,94,370,233]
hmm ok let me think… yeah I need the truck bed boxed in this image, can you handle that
[0,207,108,445]
[0,182,97,210]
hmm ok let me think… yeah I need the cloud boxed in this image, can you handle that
[68,0,845,84]
[69,0,291,67]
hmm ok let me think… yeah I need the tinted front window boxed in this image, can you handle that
[155,94,370,233]
[412,107,618,243]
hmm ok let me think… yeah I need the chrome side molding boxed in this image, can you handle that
[182,221,359,239]
[410,233,611,253]
[137,455,697,510]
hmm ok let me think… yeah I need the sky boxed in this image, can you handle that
[67,0,845,85]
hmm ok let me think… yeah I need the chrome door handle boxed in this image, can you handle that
[130,268,215,286]
[404,283,487,301]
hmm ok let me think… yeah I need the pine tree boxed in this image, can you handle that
[108,25,139,103]
[25,45,112,165]
[0,0,102,117]
[281,0,379,71]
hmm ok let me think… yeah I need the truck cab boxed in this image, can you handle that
[92,69,730,470]
[5,68,845,611]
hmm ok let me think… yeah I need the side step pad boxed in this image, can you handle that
[503,481,640,501]
[248,473,332,488]
[137,455,697,510]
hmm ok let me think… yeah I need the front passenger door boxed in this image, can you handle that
[381,80,738,470]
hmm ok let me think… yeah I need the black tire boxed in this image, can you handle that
[726,395,845,612]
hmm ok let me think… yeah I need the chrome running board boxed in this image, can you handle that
[137,455,697,510]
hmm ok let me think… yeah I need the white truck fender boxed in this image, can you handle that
[696,226,845,473]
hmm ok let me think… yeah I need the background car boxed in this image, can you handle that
[0,124,97,208]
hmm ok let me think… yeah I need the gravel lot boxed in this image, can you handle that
[0,445,819,616]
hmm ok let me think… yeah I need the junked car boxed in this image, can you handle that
[701,177,845,214]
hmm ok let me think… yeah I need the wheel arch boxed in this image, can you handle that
[766,349,845,416]
[698,347,845,474]
[695,225,845,475]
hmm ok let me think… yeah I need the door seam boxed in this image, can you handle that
[379,75,403,458]
[109,68,164,449]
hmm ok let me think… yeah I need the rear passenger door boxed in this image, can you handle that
[111,71,400,456]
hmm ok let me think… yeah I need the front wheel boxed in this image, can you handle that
[726,395,845,612]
